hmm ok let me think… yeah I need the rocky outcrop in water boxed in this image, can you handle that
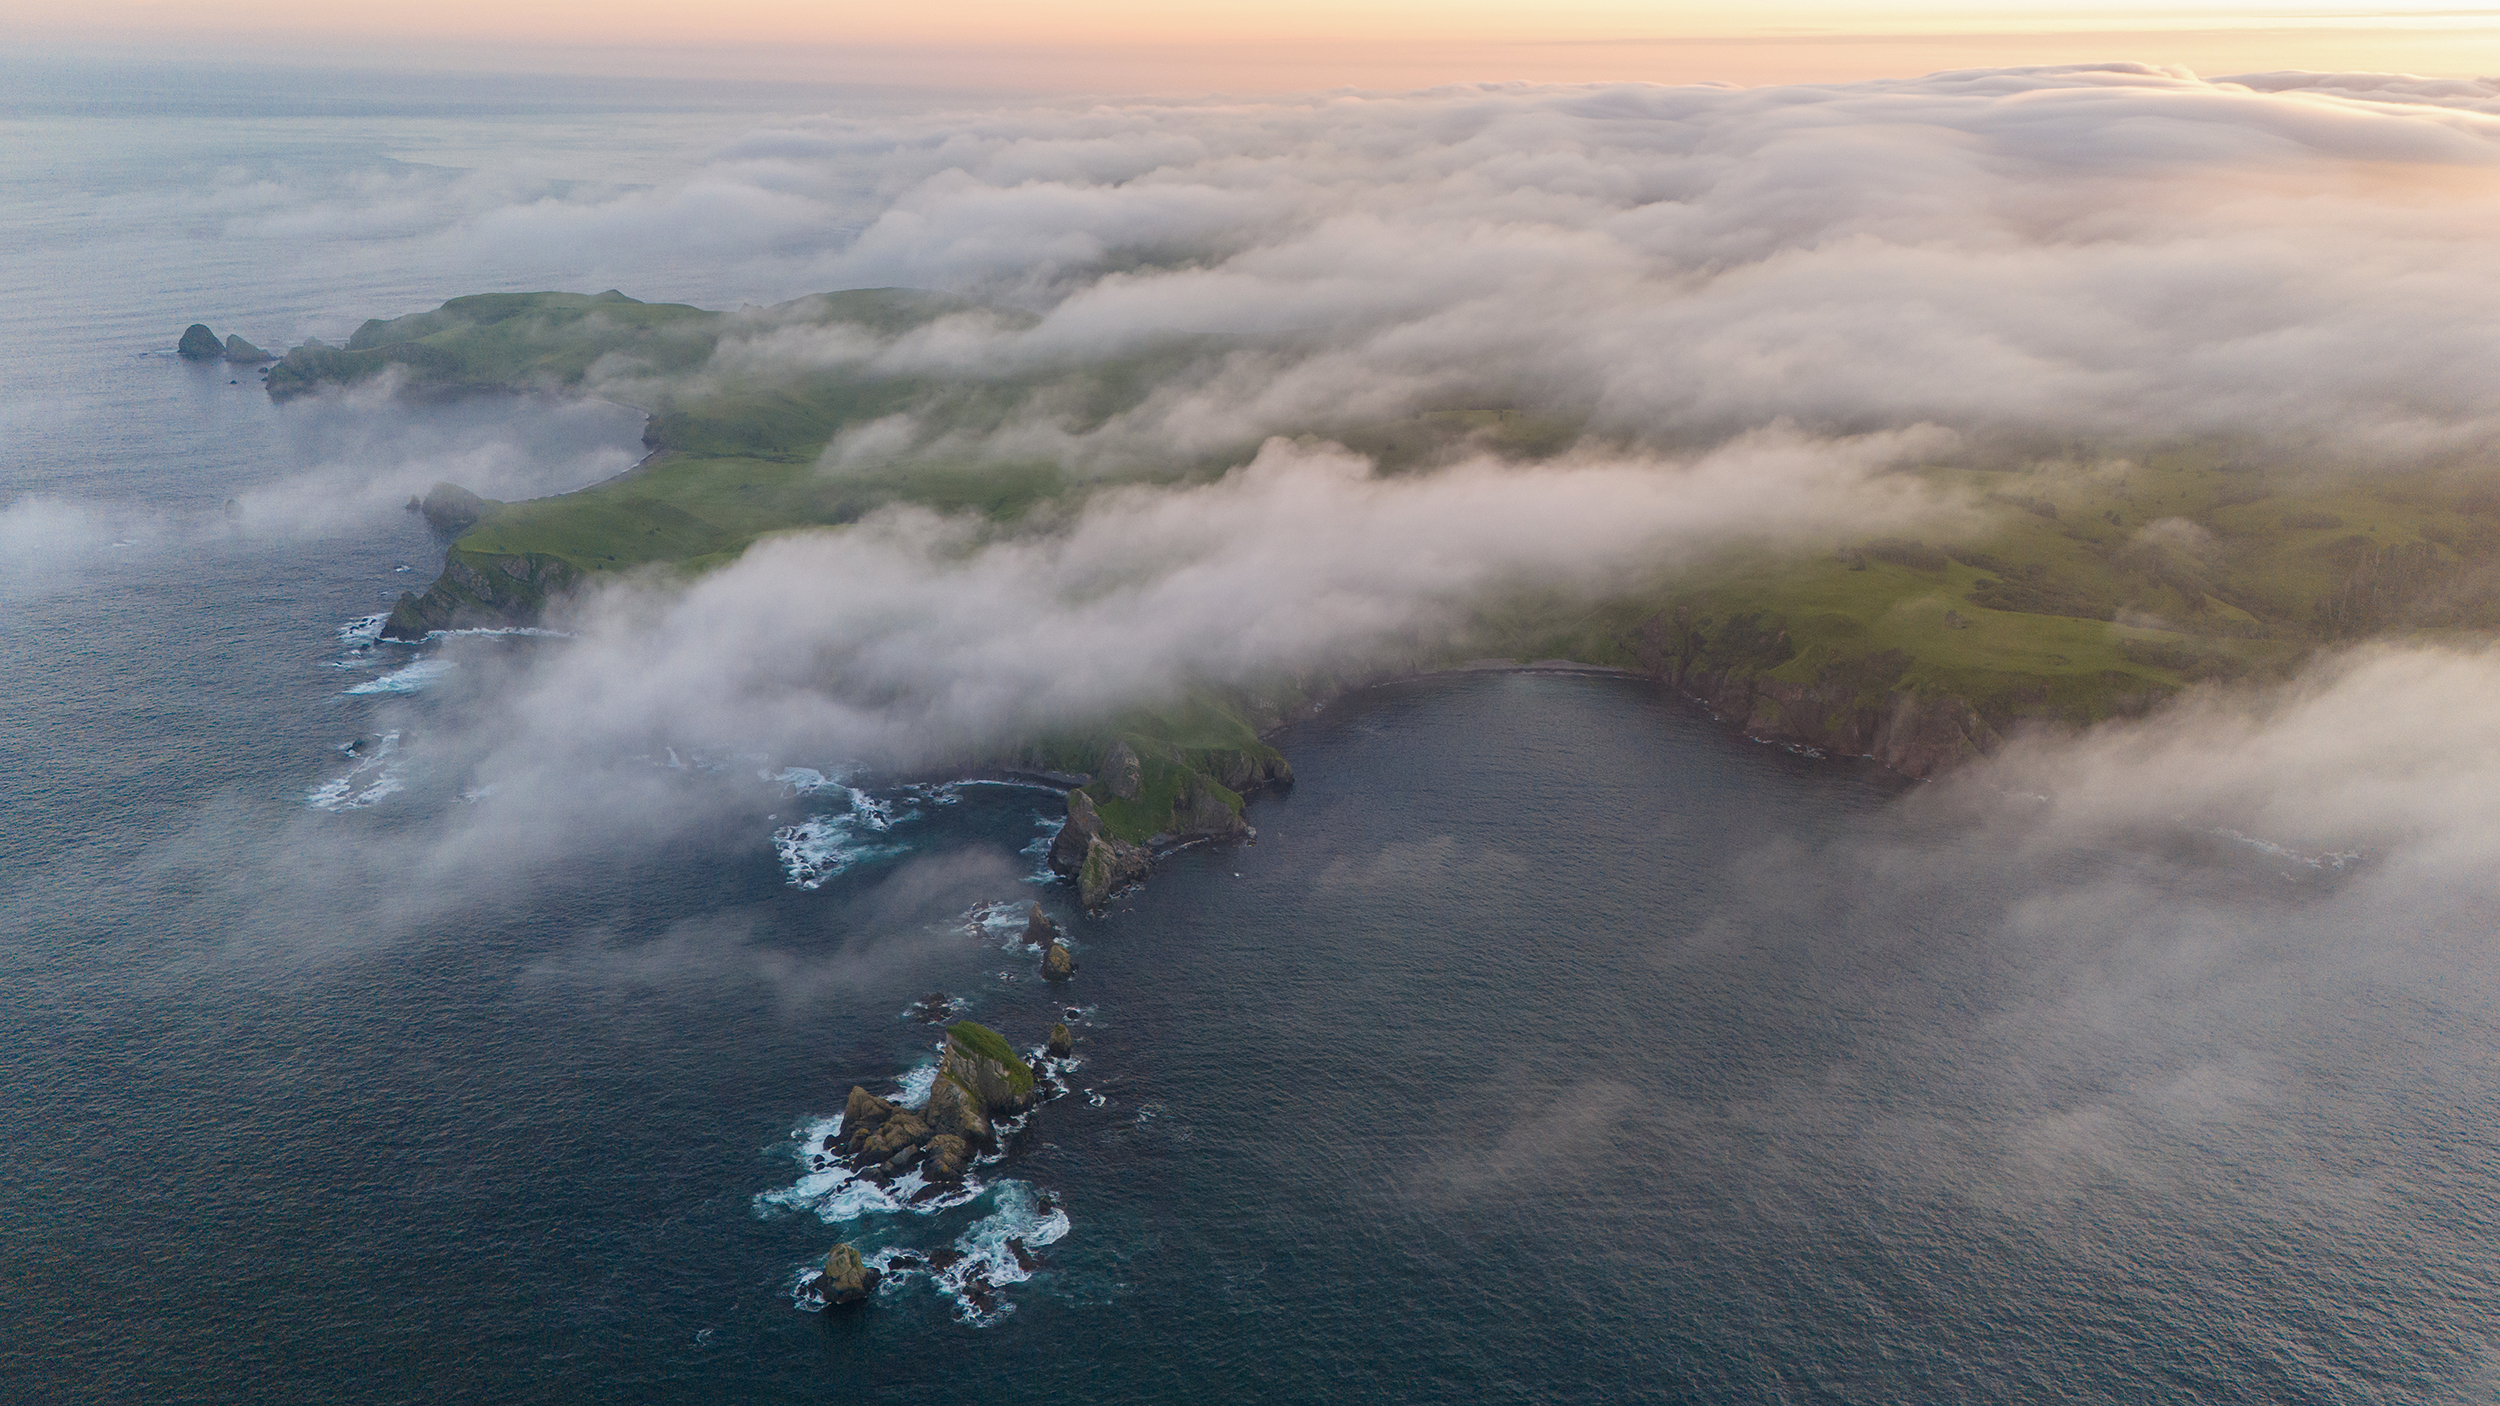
[820,1021,1050,1199]
[1022,902,1077,979]
[1049,790,1152,909]
[812,1243,878,1305]
[1048,1023,1073,1058]
[381,547,577,641]
[922,1134,970,1181]
[1046,790,1105,873]
[1075,836,1152,909]
[222,334,273,364]
[942,1021,1039,1118]
[922,1073,991,1145]
[177,324,223,360]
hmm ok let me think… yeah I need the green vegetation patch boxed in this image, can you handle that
[945,1021,1034,1096]
[328,286,2500,762]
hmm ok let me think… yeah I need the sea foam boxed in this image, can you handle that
[307,732,403,811]
[344,657,454,695]
[770,786,915,889]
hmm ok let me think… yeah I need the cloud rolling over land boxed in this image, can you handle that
[119,65,2500,938]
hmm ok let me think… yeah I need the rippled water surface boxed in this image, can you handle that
[5,65,2497,1405]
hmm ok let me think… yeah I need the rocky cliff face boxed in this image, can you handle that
[1674,667,1998,778]
[941,1022,1038,1118]
[381,548,580,641]
[1633,608,1998,779]
[1049,791,1154,908]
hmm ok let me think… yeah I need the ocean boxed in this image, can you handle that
[4,59,2496,1404]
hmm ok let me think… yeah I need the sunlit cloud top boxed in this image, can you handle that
[15,1,2500,87]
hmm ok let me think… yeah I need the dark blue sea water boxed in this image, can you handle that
[5,61,2498,1404]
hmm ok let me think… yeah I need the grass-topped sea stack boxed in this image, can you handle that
[833,1021,1047,1189]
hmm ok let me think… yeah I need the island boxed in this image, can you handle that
[253,291,2500,899]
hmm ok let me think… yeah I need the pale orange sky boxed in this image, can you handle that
[12,1,2500,88]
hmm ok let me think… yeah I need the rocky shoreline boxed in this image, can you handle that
[795,905,1084,1315]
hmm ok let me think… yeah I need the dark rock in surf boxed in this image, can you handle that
[177,324,223,360]
[922,1073,992,1145]
[1047,789,1104,873]
[849,1110,927,1161]
[1047,1022,1073,1058]
[820,1244,877,1305]
[1043,938,1075,981]
[923,1133,970,1181]
[1075,835,1150,910]
[844,1085,896,1131]
[1007,1237,1039,1273]
[1022,902,1058,947]
[942,1021,1039,1117]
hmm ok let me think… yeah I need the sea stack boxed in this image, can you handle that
[176,324,223,360]
[1051,790,1149,909]
[1047,1023,1073,1058]
[942,1020,1039,1118]
[1024,902,1076,979]
[1022,902,1057,947]
[221,333,274,364]
[818,1243,877,1304]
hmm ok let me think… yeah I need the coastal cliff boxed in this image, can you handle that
[1633,610,1996,778]
[381,546,578,640]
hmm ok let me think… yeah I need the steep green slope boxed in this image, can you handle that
[286,289,2500,794]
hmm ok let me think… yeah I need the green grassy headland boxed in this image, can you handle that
[283,289,2500,811]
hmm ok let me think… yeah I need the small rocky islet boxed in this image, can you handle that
[797,913,1086,1312]
[174,323,275,364]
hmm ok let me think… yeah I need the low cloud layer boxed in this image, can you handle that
[181,64,2500,465]
[211,64,2500,889]
[60,64,2500,958]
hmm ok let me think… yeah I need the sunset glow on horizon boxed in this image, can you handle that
[14,1,2500,89]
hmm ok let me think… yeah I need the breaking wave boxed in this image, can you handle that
[770,785,916,888]
[308,732,404,811]
[344,657,454,696]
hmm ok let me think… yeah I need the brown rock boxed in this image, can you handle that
[1076,834,1150,909]
[923,1074,993,1144]
[1047,1022,1073,1058]
[844,1085,896,1131]
[852,1112,928,1160]
[1043,938,1076,981]
[1100,740,1143,800]
[923,1133,970,1180]
[820,1243,876,1305]
[943,1026,1039,1115]
[1046,790,1103,874]
[1022,902,1058,947]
